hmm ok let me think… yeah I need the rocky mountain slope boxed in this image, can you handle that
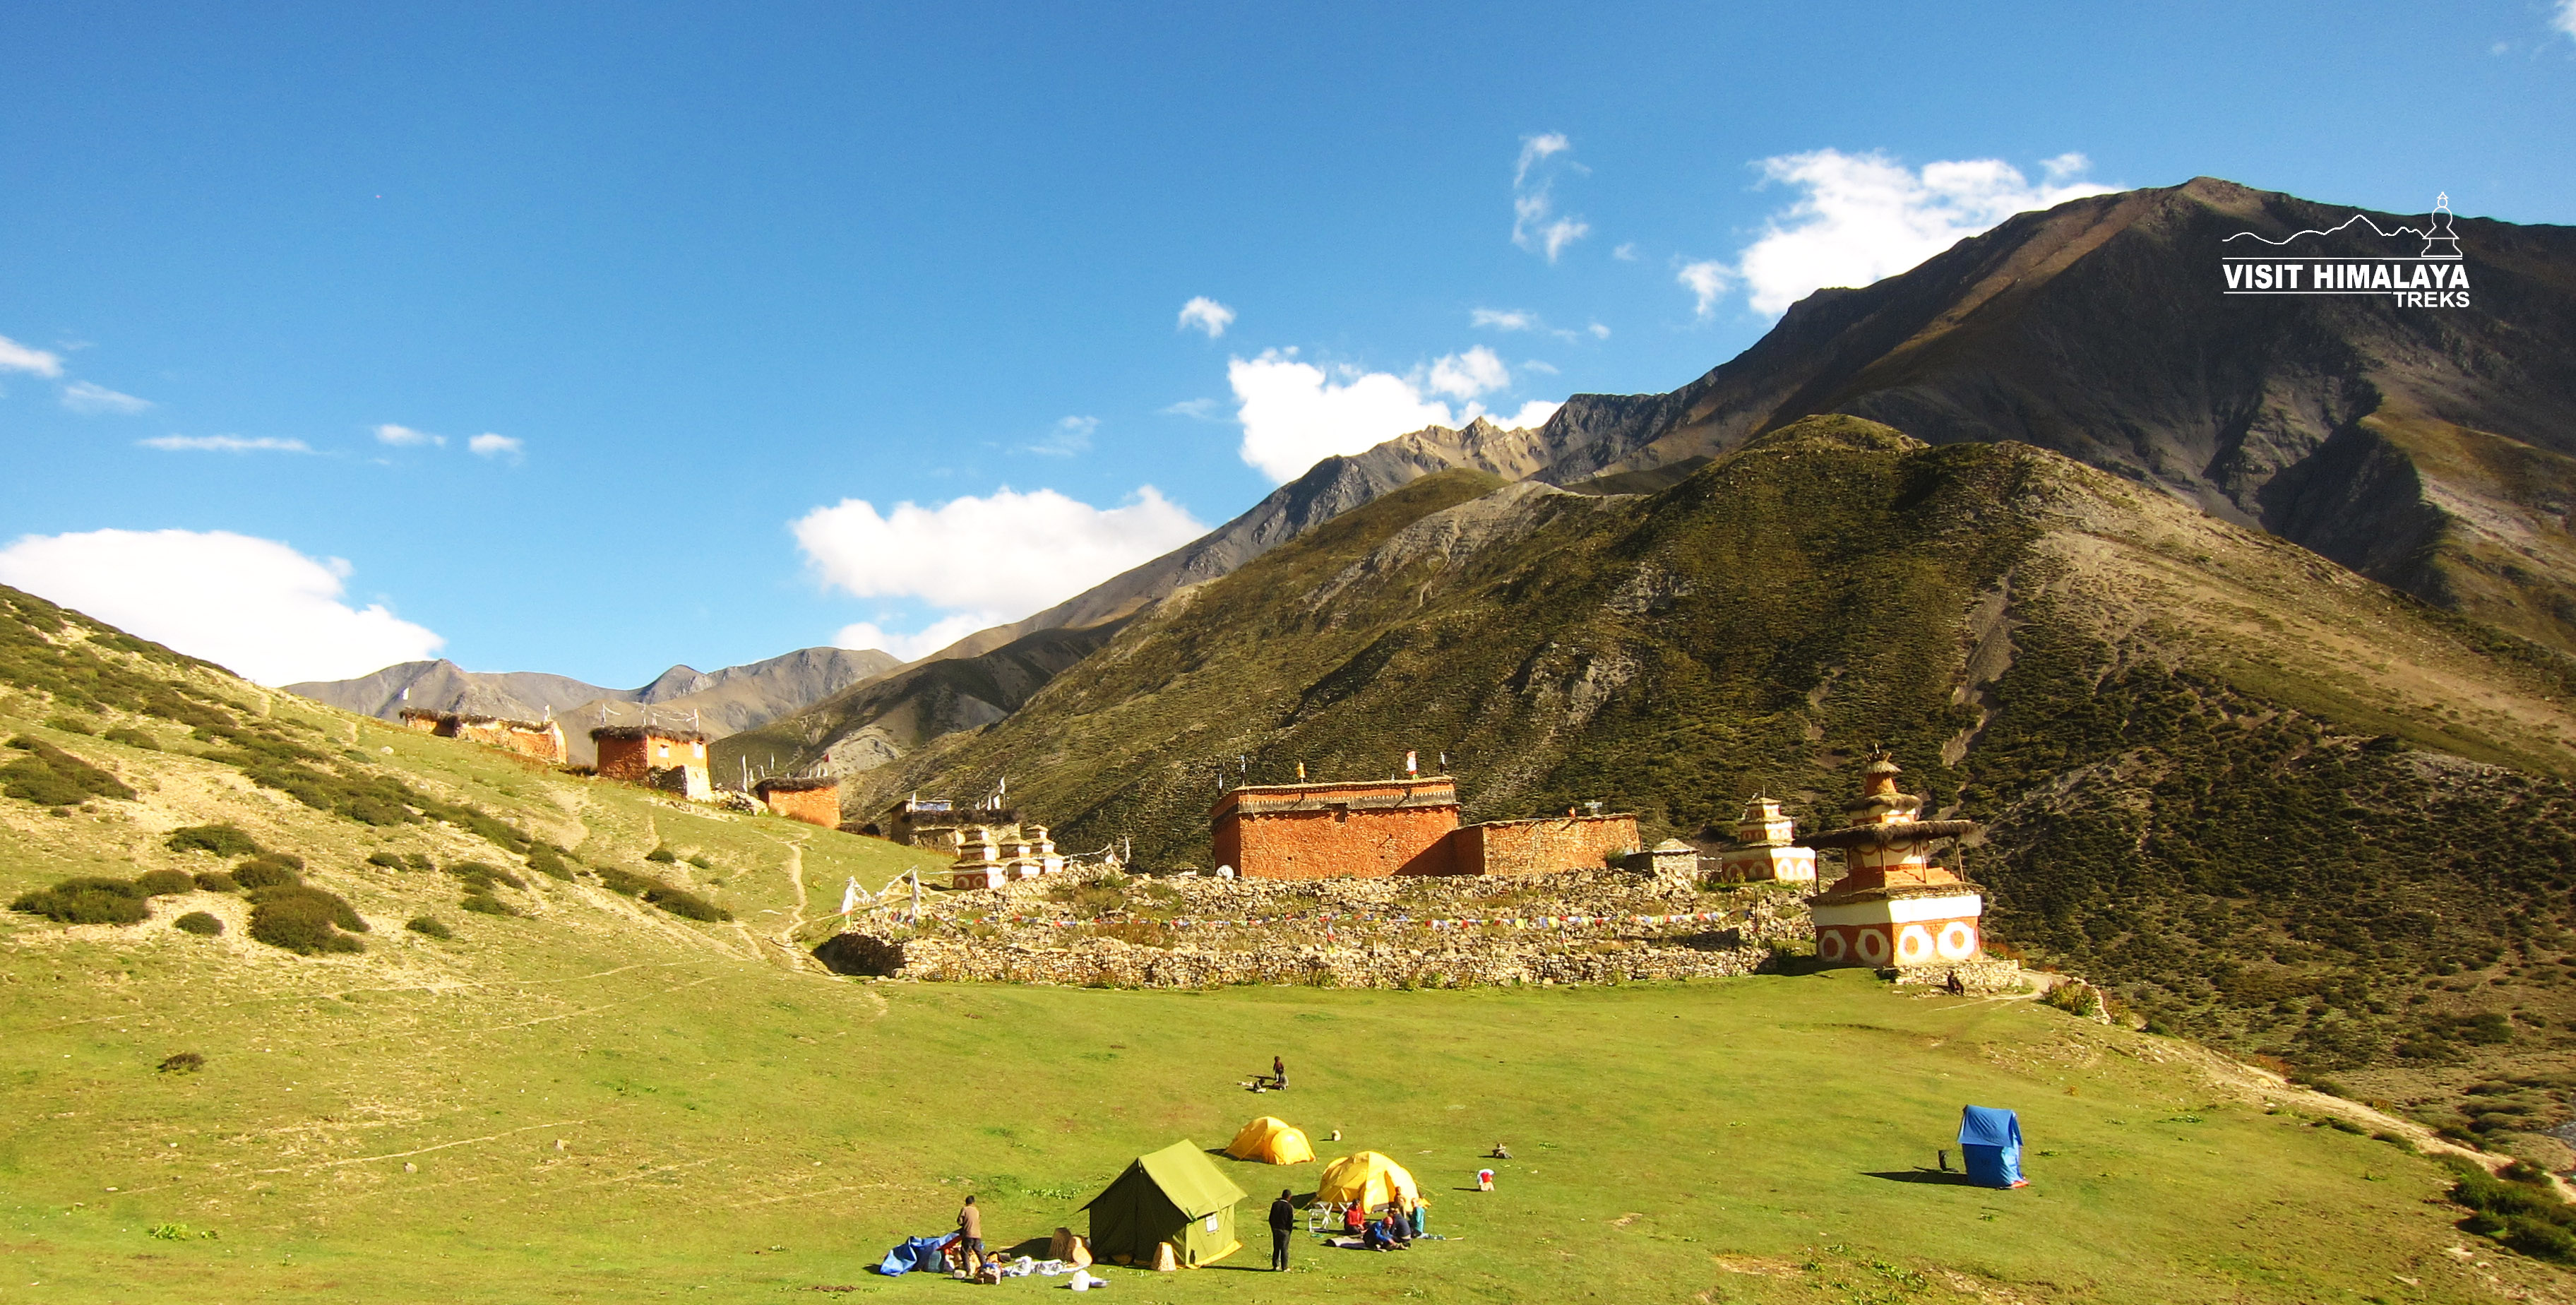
[864,418,2576,1136]
[816,178,2576,782]
[285,646,900,765]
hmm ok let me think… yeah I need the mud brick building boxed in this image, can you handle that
[1211,778,1641,879]
[1803,751,1984,968]
[753,775,842,828]
[591,725,712,802]
[1455,811,1642,876]
[398,709,567,764]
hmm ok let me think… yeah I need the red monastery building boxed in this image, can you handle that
[398,709,566,764]
[1803,751,1984,970]
[1210,777,1641,879]
[753,775,842,828]
[591,725,712,802]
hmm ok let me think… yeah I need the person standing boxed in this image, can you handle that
[956,1194,985,1274]
[1268,1188,1295,1270]
[1272,1054,1287,1090]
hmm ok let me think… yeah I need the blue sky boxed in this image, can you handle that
[4,1,2572,686]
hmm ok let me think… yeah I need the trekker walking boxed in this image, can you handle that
[1269,1188,1295,1270]
[956,1195,985,1273]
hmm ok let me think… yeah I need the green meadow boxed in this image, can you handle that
[2,955,2552,1304]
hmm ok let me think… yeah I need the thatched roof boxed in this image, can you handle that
[589,725,710,744]
[754,776,840,796]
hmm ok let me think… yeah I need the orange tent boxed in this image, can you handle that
[1225,1116,1317,1164]
[1313,1152,1422,1210]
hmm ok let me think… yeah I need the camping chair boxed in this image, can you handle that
[1307,1200,1349,1235]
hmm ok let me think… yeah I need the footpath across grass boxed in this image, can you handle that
[3,956,2565,1304]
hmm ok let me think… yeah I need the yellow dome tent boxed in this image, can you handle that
[1224,1116,1316,1165]
[1314,1152,1423,1211]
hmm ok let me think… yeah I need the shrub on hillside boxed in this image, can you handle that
[230,855,304,890]
[246,885,366,955]
[447,861,527,892]
[11,876,150,925]
[686,854,712,869]
[406,915,453,939]
[590,865,731,921]
[460,893,518,917]
[134,869,196,897]
[174,912,224,936]
[3,737,136,805]
[645,847,677,864]
[525,844,573,881]
[2450,1160,2576,1264]
[364,852,406,870]
[157,1051,205,1073]
[166,824,261,858]
[44,715,98,734]
[642,883,729,922]
[191,871,237,893]
[102,726,160,751]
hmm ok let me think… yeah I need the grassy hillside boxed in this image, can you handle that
[1,583,2573,1299]
[859,419,2576,1152]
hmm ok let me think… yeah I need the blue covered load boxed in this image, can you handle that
[1957,1105,2027,1188]
[874,1233,956,1276]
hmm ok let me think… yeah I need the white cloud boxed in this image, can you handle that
[1177,297,1236,338]
[0,529,443,684]
[467,432,524,461]
[61,381,153,415]
[1511,133,1590,263]
[1611,242,1638,261]
[0,335,64,378]
[1587,321,1610,339]
[1428,346,1511,400]
[375,422,443,448]
[139,435,312,453]
[1717,148,2114,316]
[794,486,1205,621]
[1520,359,1561,375]
[1514,133,1570,186]
[1028,415,1097,457]
[2553,0,2575,39]
[1227,350,1458,482]
[1495,400,1561,431]
[1677,259,1736,317]
[1471,307,1538,331]
[833,613,998,662]
[1159,398,1220,420]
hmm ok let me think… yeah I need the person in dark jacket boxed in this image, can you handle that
[1268,1189,1296,1270]
[956,1195,984,1274]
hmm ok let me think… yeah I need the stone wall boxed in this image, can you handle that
[827,934,1776,989]
[761,785,842,828]
[455,720,566,763]
[1457,813,1638,875]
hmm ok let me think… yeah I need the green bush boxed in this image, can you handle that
[447,861,526,892]
[134,869,196,897]
[102,726,160,751]
[3,737,135,805]
[686,854,712,869]
[12,876,150,924]
[44,715,97,734]
[174,911,223,936]
[459,893,518,917]
[166,824,261,858]
[364,852,407,870]
[246,885,367,954]
[230,855,304,890]
[403,852,433,872]
[2449,1160,2576,1265]
[591,865,731,921]
[645,847,677,864]
[405,915,453,939]
[525,844,574,880]
[191,871,237,893]
[157,1051,205,1073]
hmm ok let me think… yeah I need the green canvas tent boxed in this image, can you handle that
[1082,1139,1248,1268]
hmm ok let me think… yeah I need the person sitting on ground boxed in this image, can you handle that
[1361,1212,1393,1251]
[1342,1201,1366,1235]
[1386,1198,1414,1244]
[1408,1197,1427,1238]
[1368,1210,1408,1251]
[1489,1142,1511,1160]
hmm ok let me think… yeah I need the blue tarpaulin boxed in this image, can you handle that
[1957,1106,2027,1188]
[874,1234,956,1276]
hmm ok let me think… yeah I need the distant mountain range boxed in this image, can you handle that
[299,177,2576,789]
[284,647,900,766]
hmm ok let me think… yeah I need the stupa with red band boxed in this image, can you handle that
[1803,749,1985,969]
